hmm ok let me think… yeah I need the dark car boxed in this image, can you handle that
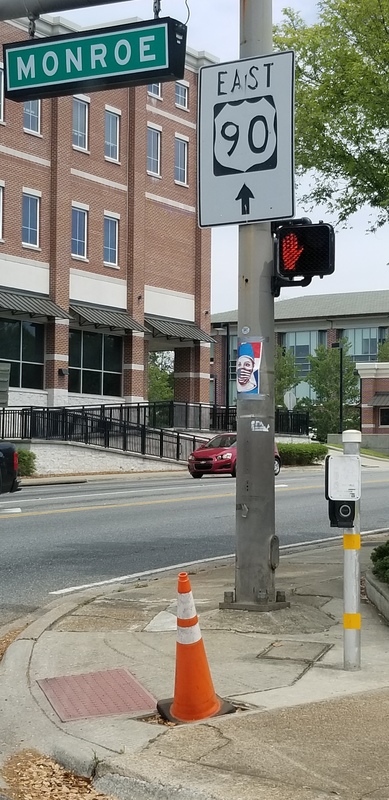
[0,443,20,494]
[188,434,281,478]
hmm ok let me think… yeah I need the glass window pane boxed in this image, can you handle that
[0,68,4,122]
[68,368,81,393]
[72,98,88,149]
[21,363,44,389]
[104,335,122,372]
[82,370,101,395]
[71,207,87,257]
[23,99,40,133]
[105,111,119,160]
[83,331,102,370]
[147,127,160,174]
[175,83,188,108]
[0,319,20,360]
[381,408,389,426]
[175,138,187,183]
[6,361,20,387]
[354,329,363,355]
[103,372,121,396]
[22,193,39,246]
[22,321,44,363]
[69,329,81,367]
[148,83,161,97]
[104,216,118,264]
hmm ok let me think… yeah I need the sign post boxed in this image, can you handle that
[4,17,187,100]
[210,0,293,611]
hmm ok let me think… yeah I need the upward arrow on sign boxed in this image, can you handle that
[235,184,254,216]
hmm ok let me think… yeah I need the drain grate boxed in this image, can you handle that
[37,668,156,722]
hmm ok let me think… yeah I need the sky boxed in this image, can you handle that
[59,0,389,313]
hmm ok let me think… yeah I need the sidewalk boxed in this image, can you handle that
[1,536,389,800]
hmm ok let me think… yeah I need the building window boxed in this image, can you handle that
[343,327,386,362]
[175,82,188,109]
[380,408,389,426]
[147,126,161,175]
[72,97,89,150]
[0,65,5,122]
[104,215,118,265]
[0,319,44,389]
[23,99,40,134]
[69,329,122,397]
[105,109,119,161]
[148,83,161,98]
[175,136,188,184]
[71,206,87,258]
[281,329,326,400]
[22,192,39,247]
[0,185,3,240]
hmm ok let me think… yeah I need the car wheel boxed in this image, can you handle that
[231,464,236,478]
[191,471,203,479]
[274,458,281,476]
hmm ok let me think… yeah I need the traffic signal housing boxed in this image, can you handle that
[275,222,335,279]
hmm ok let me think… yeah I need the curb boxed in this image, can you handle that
[365,570,389,625]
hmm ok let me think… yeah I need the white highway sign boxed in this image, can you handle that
[198,50,295,227]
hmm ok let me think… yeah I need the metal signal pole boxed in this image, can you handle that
[0,0,130,21]
[221,0,287,612]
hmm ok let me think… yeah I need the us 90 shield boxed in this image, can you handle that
[213,96,277,176]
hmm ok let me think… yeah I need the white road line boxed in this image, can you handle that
[0,508,21,513]
[49,527,389,596]
[0,482,225,506]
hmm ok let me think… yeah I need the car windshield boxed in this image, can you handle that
[205,435,237,449]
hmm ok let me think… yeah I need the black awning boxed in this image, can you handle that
[70,304,147,333]
[369,393,389,407]
[144,315,215,343]
[0,291,71,320]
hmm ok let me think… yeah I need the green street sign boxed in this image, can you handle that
[3,17,187,101]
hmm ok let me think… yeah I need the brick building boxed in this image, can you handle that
[0,14,214,408]
[211,290,389,435]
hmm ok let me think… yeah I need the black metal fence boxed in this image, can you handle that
[0,402,309,462]
[0,406,207,462]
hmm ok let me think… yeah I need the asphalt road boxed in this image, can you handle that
[0,464,388,625]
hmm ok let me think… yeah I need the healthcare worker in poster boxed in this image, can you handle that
[236,340,263,396]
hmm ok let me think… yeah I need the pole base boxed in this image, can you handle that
[157,696,236,724]
[219,600,290,612]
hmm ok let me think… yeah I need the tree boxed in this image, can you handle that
[378,339,389,361]
[148,351,174,401]
[274,344,300,407]
[299,341,360,441]
[274,1,389,228]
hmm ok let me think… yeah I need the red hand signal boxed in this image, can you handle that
[281,232,304,271]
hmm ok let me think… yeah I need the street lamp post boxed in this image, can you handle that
[332,341,344,434]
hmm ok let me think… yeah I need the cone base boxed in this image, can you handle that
[157,695,236,724]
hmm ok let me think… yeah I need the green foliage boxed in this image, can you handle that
[378,340,389,362]
[277,442,328,466]
[274,1,389,229]
[17,448,36,477]
[371,540,389,584]
[296,340,360,441]
[148,351,174,402]
[274,345,300,407]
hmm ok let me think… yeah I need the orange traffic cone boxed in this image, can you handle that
[157,572,235,723]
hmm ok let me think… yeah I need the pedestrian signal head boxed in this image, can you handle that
[276,223,335,278]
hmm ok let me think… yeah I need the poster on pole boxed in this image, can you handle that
[236,340,263,397]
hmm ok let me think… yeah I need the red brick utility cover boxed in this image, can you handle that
[37,668,156,722]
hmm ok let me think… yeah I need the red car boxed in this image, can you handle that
[188,434,281,478]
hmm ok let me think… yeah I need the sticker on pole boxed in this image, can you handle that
[198,50,295,227]
[236,339,262,397]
